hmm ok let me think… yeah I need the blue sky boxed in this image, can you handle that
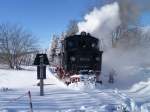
[0,0,149,48]
[141,11,150,26]
[0,0,102,48]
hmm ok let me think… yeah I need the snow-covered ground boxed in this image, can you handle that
[0,66,150,112]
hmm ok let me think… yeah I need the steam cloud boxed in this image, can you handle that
[78,2,121,49]
[77,1,150,80]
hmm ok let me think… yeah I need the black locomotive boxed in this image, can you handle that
[60,32,103,77]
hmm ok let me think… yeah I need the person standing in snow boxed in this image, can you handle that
[108,69,116,83]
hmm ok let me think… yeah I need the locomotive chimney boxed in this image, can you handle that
[81,31,86,36]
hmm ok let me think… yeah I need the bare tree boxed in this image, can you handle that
[66,20,79,36]
[111,0,142,48]
[48,35,60,65]
[0,23,38,69]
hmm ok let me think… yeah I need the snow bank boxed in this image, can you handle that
[0,66,150,111]
[0,69,37,89]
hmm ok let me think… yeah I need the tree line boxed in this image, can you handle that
[48,20,79,66]
[0,23,39,69]
[0,21,78,69]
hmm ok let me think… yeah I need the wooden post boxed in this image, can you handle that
[28,91,33,112]
[40,55,44,96]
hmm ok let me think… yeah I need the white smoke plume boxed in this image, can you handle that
[78,2,121,49]
[77,1,150,85]
[78,1,150,67]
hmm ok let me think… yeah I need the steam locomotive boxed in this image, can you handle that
[56,32,103,84]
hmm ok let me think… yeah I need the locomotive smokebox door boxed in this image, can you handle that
[33,54,49,79]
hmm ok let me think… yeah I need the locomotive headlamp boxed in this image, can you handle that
[92,43,96,48]
[70,56,76,61]
[96,57,100,61]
